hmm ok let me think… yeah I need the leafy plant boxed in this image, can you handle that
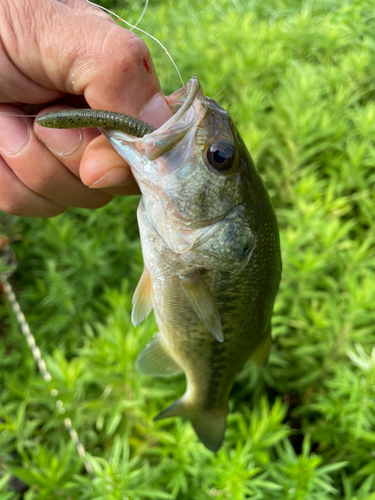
[1,0,375,498]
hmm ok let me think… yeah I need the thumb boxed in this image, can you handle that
[2,0,162,116]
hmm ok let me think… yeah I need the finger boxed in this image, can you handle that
[2,0,161,115]
[35,106,141,195]
[37,114,142,195]
[0,106,113,209]
[34,105,101,177]
[79,134,140,193]
[0,157,65,217]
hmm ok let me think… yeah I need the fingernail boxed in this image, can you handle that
[35,126,82,155]
[0,115,29,154]
[138,92,173,128]
[89,167,132,188]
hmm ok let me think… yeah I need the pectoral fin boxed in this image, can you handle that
[179,270,223,342]
[131,268,153,326]
[136,334,183,377]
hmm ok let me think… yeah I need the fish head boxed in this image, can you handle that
[102,77,257,272]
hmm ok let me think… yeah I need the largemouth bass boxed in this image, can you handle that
[37,77,281,452]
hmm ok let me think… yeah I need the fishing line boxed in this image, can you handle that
[86,0,184,86]
[132,0,149,30]
[0,239,94,478]
[0,114,38,117]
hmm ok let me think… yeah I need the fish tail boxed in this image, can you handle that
[154,398,228,452]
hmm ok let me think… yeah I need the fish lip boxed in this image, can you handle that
[144,76,200,137]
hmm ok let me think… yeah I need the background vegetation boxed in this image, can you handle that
[1,0,375,498]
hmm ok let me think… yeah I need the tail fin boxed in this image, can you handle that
[154,398,228,452]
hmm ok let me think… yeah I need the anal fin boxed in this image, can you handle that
[136,334,183,377]
[131,268,153,326]
[179,270,223,342]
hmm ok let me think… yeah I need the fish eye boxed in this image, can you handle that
[207,141,235,171]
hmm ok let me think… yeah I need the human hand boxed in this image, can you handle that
[0,0,172,217]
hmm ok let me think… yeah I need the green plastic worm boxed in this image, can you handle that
[36,109,154,138]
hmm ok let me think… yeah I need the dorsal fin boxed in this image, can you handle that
[179,270,223,342]
[131,268,153,326]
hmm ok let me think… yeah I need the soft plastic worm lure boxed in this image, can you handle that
[36,109,154,138]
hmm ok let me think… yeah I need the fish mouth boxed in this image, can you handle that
[138,76,203,161]
[102,77,203,164]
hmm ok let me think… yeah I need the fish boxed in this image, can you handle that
[37,76,282,452]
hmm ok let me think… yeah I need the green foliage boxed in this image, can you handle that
[1,0,375,497]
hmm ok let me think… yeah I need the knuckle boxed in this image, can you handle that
[126,35,150,60]
[111,31,151,75]
[127,36,151,69]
